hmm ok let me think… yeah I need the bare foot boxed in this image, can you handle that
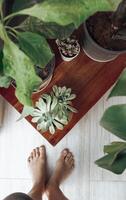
[48,149,75,187]
[28,145,46,195]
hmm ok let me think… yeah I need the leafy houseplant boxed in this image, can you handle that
[83,0,126,62]
[95,69,126,174]
[31,85,77,134]
[56,37,80,62]
[0,0,120,106]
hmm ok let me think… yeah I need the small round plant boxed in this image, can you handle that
[52,85,77,118]
[56,37,80,61]
[31,85,77,134]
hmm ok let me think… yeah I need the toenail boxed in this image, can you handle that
[40,145,44,149]
[63,149,68,154]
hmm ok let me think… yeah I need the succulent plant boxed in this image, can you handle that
[52,85,77,119]
[56,37,80,57]
[31,85,77,134]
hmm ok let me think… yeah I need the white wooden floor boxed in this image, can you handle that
[0,90,126,200]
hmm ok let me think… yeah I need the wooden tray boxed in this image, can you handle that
[0,40,126,146]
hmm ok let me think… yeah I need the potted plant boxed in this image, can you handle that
[0,0,119,107]
[95,69,126,174]
[83,0,126,62]
[30,85,77,134]
[56,37,80,62]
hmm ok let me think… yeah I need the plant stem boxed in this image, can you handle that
[8,31,18,40]
[13,25,24,30]
[5,26,18,35]
[0,22,9,42]
[3,12,19,22]
[5,17,13,26]
[0,7,4,22]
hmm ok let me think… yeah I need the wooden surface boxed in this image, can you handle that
[0,96,5,127]
[0,48,126,145]
[1,94,126,200]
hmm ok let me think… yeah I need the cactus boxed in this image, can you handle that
[56,37,80,57]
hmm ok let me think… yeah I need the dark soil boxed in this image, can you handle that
[86,12,126,51]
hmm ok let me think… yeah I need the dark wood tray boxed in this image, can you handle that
[0,40,126,146]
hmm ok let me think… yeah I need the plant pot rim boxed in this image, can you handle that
[84,22,126,54]
[59,48,80,61]
[33,56,55,93]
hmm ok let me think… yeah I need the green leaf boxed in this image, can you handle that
[0,50,11,88]
[104,142,126,154]
[17,0,116,28]
[110,0,124,10]
[0,75,11,88]
[18,105,34,121]
[0,0,3,9]
[100,105,126,141]
[21,17,75,39]
[95,151,126,174]
[18,31,53,68]
[109,69,126,98]
[13,0,42,12]
[3,38,41,106]
[95,142,126,174]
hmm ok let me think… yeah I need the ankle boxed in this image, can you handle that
[48,175,61,187]
[28,184,44,198]
[46,183,59,197]
[32,182,45,191]
[46,184,69,200]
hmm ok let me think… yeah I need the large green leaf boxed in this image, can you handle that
[21,17,75,39]
[95,142,126,174]
[100,104,126,140]
[109,69,126,98]
[18,105,34,121]
[110,0,124,9]
[95,151,126,174]
[0,50,11,88]
[3,38,41,106]
[16,0,117,28]
[104,142,126,154]
[18,31,54,68]
[13,0,42,12]
[0,75,11,88]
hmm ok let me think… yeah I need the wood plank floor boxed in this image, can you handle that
[0,90,126,200]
